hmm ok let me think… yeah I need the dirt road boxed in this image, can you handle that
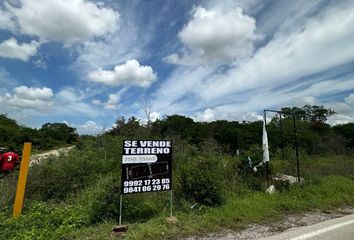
[185,208,354,240]
[263,213,354,240]
[29,146,75,167]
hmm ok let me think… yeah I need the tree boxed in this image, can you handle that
[333,123,354,149]
[0,114,20,145]
[109,116,145,138]
[40,123,78,146]
[138,97,152,126]
[280,105,335,124]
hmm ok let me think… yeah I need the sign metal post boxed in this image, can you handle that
[120,140,173,224]
[169,190,173,217]
[264,109,301,183]
[292,113,301,183]
[119,194,123,225]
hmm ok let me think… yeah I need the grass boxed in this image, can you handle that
[67,175,354,240]
[271,153,354,177]
[1,150,354,240]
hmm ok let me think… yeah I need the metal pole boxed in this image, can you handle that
[119,194,123,225]
[293,113,300,183]
[169,190,173,217]
[264,110,269,182]
[13,142,32,217]
[279,113,285,160]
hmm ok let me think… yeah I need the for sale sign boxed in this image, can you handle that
[121,140,172,194]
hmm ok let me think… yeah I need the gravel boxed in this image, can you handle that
[29,146,75,166]
[184,207,354,240]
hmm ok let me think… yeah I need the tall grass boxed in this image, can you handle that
[0,137,354,240]
[67,176,354,240]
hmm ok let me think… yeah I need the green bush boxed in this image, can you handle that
[177,155,223,206]
[0,173,18,212]
[26,147,119,201]
[73,172,121,224]
[273,180,291,192]
[123,194,168,223]
[0,202,89,240]
[73,171,168,224]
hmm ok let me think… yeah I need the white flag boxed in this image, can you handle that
[262,120,270,163]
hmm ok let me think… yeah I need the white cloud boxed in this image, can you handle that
[203,0,265,15]
[300,80,354,98]
[75,120,103,135]
[325,101,352,115]
[255,1,325,38]
[0,37,39,61]
[151,66,216,114]
[91,99,102,105]
[72,25,141,74]
[32,55,47,69]
[14,85,53,100]
[327,114,354,125]
[299,96,318,106]
[0,7,15,30]
[168,6,261,65]
[345,93,354,105]
[194,107,263,123]
[63,120,104,135]
[150,112,160,122]
[205,78,354,120]
[322,93,354,125]
[54,88,99,117]
[0,86,54,111]
[88,59,157,87]
[92,93,121,110]
[239,112,263,122]
[199,3,354,101]
[153,2,354,120]
[326,95,354,125]
[56,88,82,103]
[0,67,16,87]
[104,94,120,110]
[5,0,119,43]
[199,108,215,122]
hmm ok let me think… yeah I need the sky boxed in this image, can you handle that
[0,0,354,135]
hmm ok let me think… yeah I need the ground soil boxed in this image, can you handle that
[29,146,75,166]
[184,207,354,240]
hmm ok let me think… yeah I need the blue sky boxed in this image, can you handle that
[0,0,354,134]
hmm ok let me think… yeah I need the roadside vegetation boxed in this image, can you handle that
[0,113,78,152]
[0,105,354,239]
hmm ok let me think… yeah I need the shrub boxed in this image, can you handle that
[73,172,121,223]
[0,173,18,213]
[122,193,168,223]
[26,146,119,201]
[177,155,223,206]
[0,202,89,240]
[273,180,291,192]
[73,171,169,224]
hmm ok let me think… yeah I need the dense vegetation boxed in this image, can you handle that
[0,105,354,239]
[111,105,353,155]
[0,114,78,151]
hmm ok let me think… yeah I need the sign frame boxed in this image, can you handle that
[120,140,172,195]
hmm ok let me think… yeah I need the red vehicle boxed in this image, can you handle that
[0,150,20,173]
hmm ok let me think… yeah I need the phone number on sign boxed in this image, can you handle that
[123,178,170,187]
[123,184,170,193]
[123,178,170,194]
